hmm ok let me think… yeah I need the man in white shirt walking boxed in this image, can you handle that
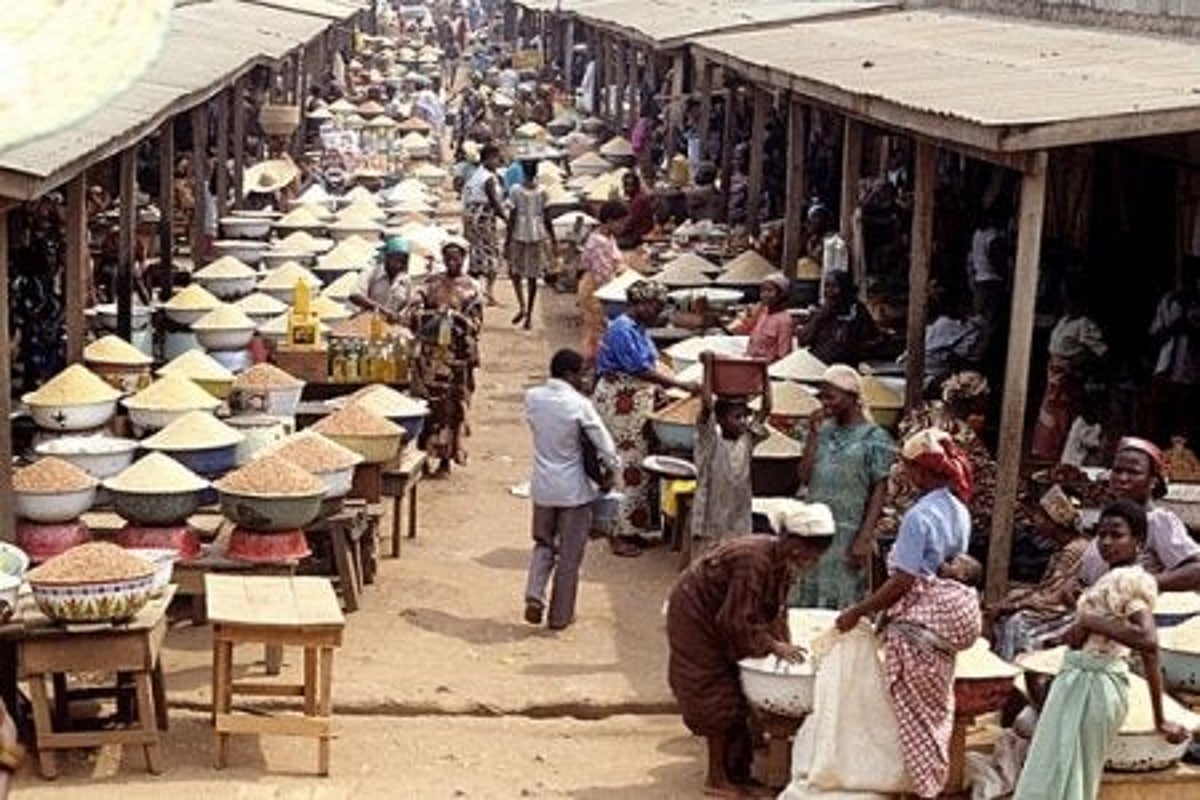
[523,349,617,630]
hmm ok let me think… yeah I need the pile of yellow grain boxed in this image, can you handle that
[124,375,220,411]
[105,452,209,493]
[141,410,244,450]
[83,335,152,366]
[25,365,121,405]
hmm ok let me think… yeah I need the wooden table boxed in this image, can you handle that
[382,448,427,557]
[207,575,345,776]
[5,587,175,779]
[303,502,379,613]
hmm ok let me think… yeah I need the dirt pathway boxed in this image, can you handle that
[13,285,706,797]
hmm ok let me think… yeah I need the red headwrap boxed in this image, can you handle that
[1116,436,1166,477]
[901,428,975,503]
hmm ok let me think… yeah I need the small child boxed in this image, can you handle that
[690,352,770,553]
[1013,499,1187,800]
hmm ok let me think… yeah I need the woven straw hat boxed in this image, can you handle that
[244,159,300,195]
[0,0,172,151]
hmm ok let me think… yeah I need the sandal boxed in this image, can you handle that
[610,538,643,558]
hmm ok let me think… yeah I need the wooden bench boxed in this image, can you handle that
[207,575,345,776]
[382,448,427,557]
[12,588,175,779]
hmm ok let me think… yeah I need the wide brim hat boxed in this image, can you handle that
[244,158,300,195]
[1,0,172,151]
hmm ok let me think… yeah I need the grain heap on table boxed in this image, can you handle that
[14,457,97,492]
[215,455,324,496]
[28,542,154,583]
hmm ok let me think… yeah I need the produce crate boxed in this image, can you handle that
[273,346,329,384]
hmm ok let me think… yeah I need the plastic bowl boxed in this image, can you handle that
[0,543,30,579]
[648,416,695,453]
[109,488,204,526]
[15,520,92,564]
[194,274,258,301]
[31,573,155,624]
[321,432,402,465]
[314,465,355,499]
[738,655,815,717]
[261,249,316,269]
[219,217,272,239]
[151,444,240,479]
[93,303,152,332]
[218,490,324,532]
[213,239,270,265]
[194,326,256,351]
[124,402,221,435]
[163,306,216,326]
[1160,645,1200,692]
[24,398,118,432]
[14,485,97,523]
[35,436,138,479]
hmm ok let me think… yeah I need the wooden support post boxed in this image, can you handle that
[0,209,10,542]
[746,87,769,236]
[293,48,306,159]
[626,46,640,134]
[904,140,936,411]
[718,78,737,224]
[782,99,808,278]
[117,147,137,341]
[839,117,864,282]
[665,51,685,161]
[158,122,175,304]
[590,29,603,117]
[190,105,208,267]
[64,175,88,363]
[232,76,246,209]
[563,19,575,88]
[613,42,626,126]
[698,57,712,162]
[986,152,1049,605]
[215,92,230,219]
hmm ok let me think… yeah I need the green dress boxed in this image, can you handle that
[791,421,894,609]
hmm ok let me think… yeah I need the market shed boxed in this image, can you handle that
[0,0,367,541]
[691,8,1200,599]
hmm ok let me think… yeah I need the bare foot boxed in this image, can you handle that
[702,782,747,798]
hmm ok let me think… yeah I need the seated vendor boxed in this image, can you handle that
[1078,436,1200,591]
[990,485,1088,659]
[795,270,882,366]
[667,509,834,798]
[615,171,656,249]
[728,274,795,362]
[350,235,411,324]
[684,162,723,222]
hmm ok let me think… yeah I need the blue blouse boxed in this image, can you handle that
[889,487,970,577]
[596,314,658,377]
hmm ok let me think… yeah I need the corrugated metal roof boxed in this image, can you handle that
[692,9,1200,153]
[239,0,368,21]
[526,0,892,49]
[0,0,363,199]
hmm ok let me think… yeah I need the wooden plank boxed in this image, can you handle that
[626,45,640,134]
[697,56,712,162]
[229,682,307,698]
[190,104,208,267]
[215,91,230,219]
[63,174,87,364]
[746,87,769,235]
[0,209,11,542]
[157,120,175,304]
[986,151,1048,605]
[215,713,328,737]
[206,575,343,627]
[718,77,737,223]
[839,116,864,283]
[904,140,937,411]
[117,147,137,340]
[232,76,247,208]
[781,98,808,278]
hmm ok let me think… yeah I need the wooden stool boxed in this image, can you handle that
[206,575,345,776]
[382,448,427,557]
[18,588,175,779]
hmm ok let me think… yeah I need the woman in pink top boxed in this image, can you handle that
[731,273,795,361]
[577,200,627,361]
